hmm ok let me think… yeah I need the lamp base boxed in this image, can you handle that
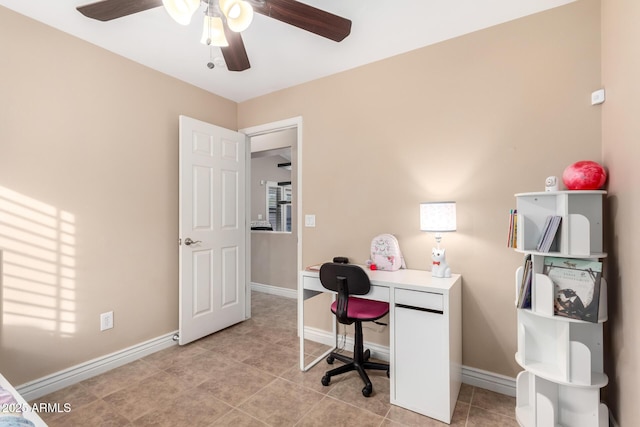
[431,247,451,278]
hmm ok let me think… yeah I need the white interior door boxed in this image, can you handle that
[179,115,247,345]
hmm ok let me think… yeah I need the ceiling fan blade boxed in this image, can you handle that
[253,0,351,42]
[221,30,251,72]
[77,0,163,21]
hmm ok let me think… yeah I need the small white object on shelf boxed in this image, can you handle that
[545,176,559,192]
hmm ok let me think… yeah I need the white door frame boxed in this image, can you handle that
[240,116,303,316]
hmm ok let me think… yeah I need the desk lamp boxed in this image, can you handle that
[420,202,456,277]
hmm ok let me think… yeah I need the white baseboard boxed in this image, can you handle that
[251,282,297,299]
[461,365,516,397]
[303,326,517,397]
[16,331,178,401]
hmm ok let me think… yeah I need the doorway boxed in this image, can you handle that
[241,118,302,309]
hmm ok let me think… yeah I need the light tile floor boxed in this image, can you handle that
[34,292,518,426]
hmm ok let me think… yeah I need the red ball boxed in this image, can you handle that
[562,161,607,190]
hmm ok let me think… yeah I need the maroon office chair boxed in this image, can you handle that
[319,262,390,397]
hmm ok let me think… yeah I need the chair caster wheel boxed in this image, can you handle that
[362,385,372,397]
[326,355,335,364]
[321,375,331,386]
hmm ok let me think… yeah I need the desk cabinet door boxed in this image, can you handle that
[394,303,449,423]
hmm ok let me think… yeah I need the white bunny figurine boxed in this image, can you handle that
[431,248,451,278]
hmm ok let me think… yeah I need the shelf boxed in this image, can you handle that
[516,371,609,427]
[517,313,604,385]
[531,273,608,323]
[517,311,606,387]
[516,372,558,427]
[515,353,566,383]
[514,249,607,259]
[519,308,608,324]
[515,269,608,323]
[515,353,609,388]
[515,190,606,197]
[516,213,603,256]
[513,190,607,426]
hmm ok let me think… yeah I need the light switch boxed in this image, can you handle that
[305,214,316,227]
[591,89,605,105]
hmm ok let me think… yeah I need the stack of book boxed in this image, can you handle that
[536,215,562,252]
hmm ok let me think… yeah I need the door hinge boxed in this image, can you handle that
[178,238,182,245]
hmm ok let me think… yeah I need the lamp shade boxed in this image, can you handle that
[201,16,229,46]
[219,0,254,32]
[163,0,200,25]
[420,202,457,232]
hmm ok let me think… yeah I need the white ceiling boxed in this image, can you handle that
[0,0,575,102]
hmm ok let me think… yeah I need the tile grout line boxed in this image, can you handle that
[463,386,474,427]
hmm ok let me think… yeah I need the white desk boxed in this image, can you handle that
[299,267,462,424]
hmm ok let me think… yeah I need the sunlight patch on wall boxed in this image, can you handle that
[0,186,76,337]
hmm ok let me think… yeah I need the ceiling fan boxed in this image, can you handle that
[76,0,352,72]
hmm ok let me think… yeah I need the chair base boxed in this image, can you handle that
[320,321,389,397]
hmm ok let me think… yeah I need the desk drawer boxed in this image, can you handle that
[302,275,389,302]
[395,288,443,312]
[367,285,389,302]
[302,275,324,292]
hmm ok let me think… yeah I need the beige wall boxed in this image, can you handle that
[239,0,602,377]
[0,7,236,384]
[5,1,633,419]
[251,232,297,290]
[601,0,640,424]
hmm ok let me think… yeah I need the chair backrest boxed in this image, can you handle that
[319,263,371,324]
[319,263,371,295]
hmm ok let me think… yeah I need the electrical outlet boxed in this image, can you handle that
[305,214,316,227]
[100,311,114,331]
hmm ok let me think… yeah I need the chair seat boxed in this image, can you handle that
[331,297,389,321]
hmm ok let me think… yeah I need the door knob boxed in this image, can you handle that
[184,238,201,246]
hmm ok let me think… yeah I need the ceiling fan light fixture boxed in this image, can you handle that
[201,16,229,47]
[162,0,200,25]
[219,0,254,32]
[226,3,242,19]
[217,0,235,16]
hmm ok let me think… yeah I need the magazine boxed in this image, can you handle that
[543,257,602,322]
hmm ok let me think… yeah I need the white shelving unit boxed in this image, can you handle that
[513,191,608,427]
